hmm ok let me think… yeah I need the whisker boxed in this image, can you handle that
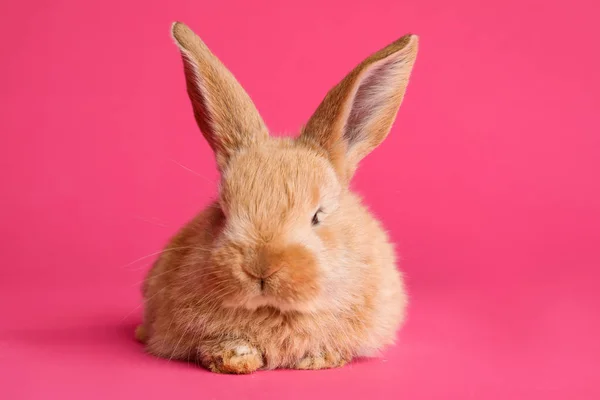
[121,246,205,269]
[130,261,202,287]
[120,283,175,322]
[168,314,196,363]
[169,158,215,185]
[160,313,178,352]
[134,215,168,228]
[192,285,235,308]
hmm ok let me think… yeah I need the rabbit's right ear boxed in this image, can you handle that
[171,22,269,170]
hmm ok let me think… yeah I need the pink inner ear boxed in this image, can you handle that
[344,55,407,148]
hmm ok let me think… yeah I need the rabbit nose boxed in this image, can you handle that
[242,263,283,280]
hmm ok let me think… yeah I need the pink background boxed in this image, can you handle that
[1,0,599,398]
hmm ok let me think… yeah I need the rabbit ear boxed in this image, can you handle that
[171,22,269,170]
[300,34,418,182]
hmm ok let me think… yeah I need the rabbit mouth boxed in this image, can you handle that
[235,292,321,314]
[244,294,282,310]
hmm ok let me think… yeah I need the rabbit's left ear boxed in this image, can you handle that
[300,35,418,182]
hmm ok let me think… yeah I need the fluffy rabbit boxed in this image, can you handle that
[136,21,418,374]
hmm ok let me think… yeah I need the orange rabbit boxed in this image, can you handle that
[136,21,418,374]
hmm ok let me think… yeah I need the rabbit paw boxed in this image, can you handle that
[294,352,349,370]
[201,341,264,374]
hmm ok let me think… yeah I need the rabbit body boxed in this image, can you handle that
[137,22,418,374]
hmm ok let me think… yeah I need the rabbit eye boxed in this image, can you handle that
[312,209,322,226]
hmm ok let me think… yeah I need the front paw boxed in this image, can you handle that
[201,341,264,374]
[294,352,349,370]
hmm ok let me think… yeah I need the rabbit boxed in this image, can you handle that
[135,21,418,374]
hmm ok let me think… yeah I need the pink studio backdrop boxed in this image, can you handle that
[1,0,599,399]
